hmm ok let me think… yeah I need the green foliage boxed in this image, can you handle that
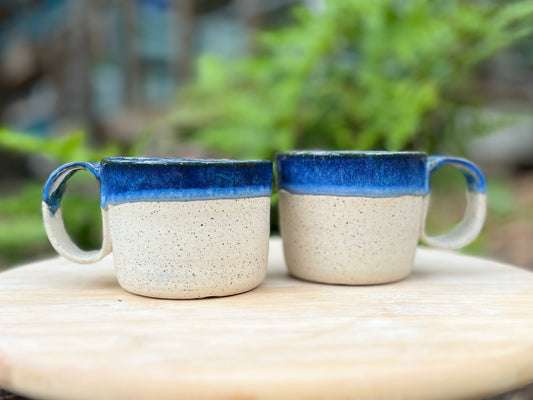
[486,177,515,217]
[0,127,121,163]
[0,184,47,253]
[0,128,123,267]
[170,0,533,159]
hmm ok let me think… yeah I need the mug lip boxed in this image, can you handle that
[276,150,427,158]
[102,157,271,166]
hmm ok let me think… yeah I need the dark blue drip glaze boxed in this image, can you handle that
[427,156,486,193]
[43,162,101,215]
[276,151,429,197]
[99,158,273,207]
[43,158,273,213]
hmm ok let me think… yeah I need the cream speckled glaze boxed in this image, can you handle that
[108,199,270,298]
[42,157,273,299]
[276,151,487,285]
[279,192,425,284]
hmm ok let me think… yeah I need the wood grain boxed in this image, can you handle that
[1,238,533,400]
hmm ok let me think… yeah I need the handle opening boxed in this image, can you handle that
[421,156,486,250]
[42,162,112,264]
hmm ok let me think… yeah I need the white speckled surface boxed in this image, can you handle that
[279,190,426,285]
[107,197,271,298]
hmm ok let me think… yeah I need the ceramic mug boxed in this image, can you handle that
[276,151,486,285]
[42,157,273,299]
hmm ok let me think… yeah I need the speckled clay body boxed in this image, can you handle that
[108,198,270,298]
[276,151,487,285]
[279,191,425,284]
[42,157,273,299]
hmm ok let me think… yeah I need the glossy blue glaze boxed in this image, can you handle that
[427,156,486,193]
[100,158,273,207]
[43,162,101,215]
[276,151,429,197]
[43,158,273,213]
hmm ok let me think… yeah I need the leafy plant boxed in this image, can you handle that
[0,127,121,162]
[168,0,533,159]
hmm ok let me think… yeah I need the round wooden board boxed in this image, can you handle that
[1,238,533,400]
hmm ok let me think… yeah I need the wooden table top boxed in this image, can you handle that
[1,237,533,400]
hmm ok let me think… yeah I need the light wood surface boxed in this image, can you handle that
[1,238,533,400]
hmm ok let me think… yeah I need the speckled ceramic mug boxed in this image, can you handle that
[42,157,273,299]
[276,151,486,285]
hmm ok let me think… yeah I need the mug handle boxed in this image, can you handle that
[42,162,112,263]
[420,156,487,250]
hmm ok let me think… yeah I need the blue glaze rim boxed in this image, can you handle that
[276,151,430,197]
[43,157,273,213]
[277,150,427,157]
[101,156,269,166]
[100,157,273,207]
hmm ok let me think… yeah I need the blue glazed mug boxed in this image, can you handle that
[276,151,486,285]
[42,157,273,299]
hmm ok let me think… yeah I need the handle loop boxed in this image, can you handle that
[421,156,487,250]
[42,162,112,263]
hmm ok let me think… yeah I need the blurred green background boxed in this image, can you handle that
[1,0,533,270]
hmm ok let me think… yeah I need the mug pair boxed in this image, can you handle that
[42,152,486,299]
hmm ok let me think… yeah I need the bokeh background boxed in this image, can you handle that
[1,0,533,272]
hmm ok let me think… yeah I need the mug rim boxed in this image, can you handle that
[102,157,271,166]
[275,150,426,158]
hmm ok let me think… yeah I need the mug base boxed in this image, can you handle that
[287,268,411,286]
[117,277,265,299]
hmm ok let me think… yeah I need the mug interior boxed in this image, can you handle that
[276,150,427,158]
[102,156,270,166]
